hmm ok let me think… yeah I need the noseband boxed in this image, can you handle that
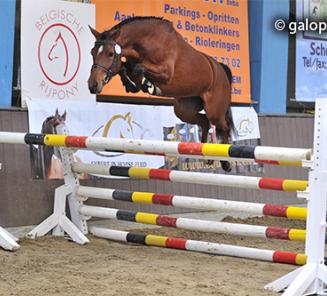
[92,42,122,83]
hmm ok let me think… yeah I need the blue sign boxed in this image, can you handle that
[296,0,327,102]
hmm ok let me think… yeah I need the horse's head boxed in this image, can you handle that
[41,109,67,135]
[88,26,122,94]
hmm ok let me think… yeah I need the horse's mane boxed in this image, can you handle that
[104,16,172,37]
[41,116,55,132]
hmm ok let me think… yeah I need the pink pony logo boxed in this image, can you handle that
[47,32,69,78]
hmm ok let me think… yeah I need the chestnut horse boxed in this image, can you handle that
[88,16,234,171]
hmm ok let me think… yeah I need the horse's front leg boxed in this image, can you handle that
[119,65,140,93]
[130,64,159,95]
[133,63,174,96]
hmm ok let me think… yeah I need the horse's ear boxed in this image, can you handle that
[125,112,132,123]
[55,109,59,117]
[61,111,67,121]
[108,28,120,40]
[89,25,100,39]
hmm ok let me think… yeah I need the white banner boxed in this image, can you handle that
[26,99,260,179]
[21,0,95,106]
[27,99,181,178]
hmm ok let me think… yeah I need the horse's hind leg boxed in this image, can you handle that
[204,101,232,172]
[215,119,232,172]
[173,97,210,143]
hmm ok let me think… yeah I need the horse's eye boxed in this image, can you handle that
[108,52,114,57]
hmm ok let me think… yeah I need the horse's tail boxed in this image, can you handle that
[219,63,235,137]
[226,106,235,138]
[219,62,233,86]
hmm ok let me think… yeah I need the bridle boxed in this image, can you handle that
[91,41,122,83]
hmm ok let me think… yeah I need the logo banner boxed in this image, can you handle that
[21,0,96,106]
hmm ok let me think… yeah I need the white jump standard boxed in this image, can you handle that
[0,227,20,251]
[265,100,327,296]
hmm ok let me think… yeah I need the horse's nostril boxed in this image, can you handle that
[89,83,98,94]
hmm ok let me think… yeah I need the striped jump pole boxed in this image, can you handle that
[72,163,308,192]
[77,186,307,220]
[0,132,312,166]
[90,227,307,266]
[79,205,306,242]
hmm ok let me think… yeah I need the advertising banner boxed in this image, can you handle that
[296,0,327,101]
[21,0,96,106]
[91,0,251,103]
[27,99,259,179]
[27,99,180,179]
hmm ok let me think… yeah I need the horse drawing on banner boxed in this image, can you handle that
[92,112,153,157]
[30,110,66,179]
[102,112,135,139]
[30,110,86,179]
[87,16,235,171]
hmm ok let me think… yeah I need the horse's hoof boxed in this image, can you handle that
[147,84,155,95]
[141,78,153,93]
[221,161,232,172]
[140,78,161,95]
